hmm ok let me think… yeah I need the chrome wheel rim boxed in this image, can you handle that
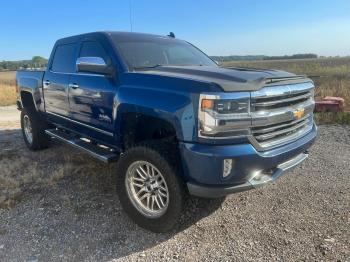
[23,115,33,144]
[125,161,169,218]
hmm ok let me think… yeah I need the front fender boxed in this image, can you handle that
[114,85,198,142]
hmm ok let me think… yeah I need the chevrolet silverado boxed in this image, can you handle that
[16,32,317,232]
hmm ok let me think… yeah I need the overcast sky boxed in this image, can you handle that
[1,0,350,60]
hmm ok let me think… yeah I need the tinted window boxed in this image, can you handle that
[167,46,205,65]
[111,36,216,69]
[79,41,109,63]
[51,44,77,73]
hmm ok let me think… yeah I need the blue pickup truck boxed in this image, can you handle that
[16,31,317,232]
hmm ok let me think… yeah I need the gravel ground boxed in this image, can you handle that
[0,120,349,261]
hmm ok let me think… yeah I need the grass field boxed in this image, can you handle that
[0,71,17,106]
[1,58,349,122]
[222,57,350,124]
[222,57,350,110]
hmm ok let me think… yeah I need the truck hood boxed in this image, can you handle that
[136,65,311,92]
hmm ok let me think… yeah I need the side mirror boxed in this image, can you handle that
[76,57,114,76]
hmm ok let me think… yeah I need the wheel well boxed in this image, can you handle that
[20,91,36,109]
[121,113,178,149]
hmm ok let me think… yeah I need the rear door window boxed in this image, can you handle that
[51,43,78,73]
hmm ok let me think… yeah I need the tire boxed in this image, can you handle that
[116,141,185,232]
[20,107,50,150]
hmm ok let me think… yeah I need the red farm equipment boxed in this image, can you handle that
[315,96,345,113]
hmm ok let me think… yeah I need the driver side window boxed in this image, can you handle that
[79,41,110,64]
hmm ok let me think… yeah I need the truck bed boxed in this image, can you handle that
[16,70,45,111]
[16,70,45,84]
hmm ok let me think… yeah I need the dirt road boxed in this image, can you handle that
[0,105,20,130]
[0,106,349,261]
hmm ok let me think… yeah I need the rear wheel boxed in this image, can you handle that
[21,107,50,150]
[116,142,185,232]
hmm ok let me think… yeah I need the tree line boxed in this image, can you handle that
[0,56,48,71]
[211,54,318,62]
[0,53,326,71]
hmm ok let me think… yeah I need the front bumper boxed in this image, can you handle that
[180,123,317,198]
[187,152,308,198]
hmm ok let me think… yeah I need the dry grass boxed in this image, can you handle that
[0,71,16,81]
[0,134,111,208]
[314,112,350,125]
[0,71,17,106]
[222,57,350,76]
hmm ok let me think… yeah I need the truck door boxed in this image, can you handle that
[44,43,78,118]
[68,40,116,139]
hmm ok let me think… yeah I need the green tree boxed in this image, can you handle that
[32,56,47,68]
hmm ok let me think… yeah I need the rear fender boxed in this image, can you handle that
[17,75,43,111]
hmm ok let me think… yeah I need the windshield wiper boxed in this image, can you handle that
[133,64,165,70]
[133,64,206,70]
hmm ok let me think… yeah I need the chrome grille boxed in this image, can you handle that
[249,82,315,150]
[251,91,310,110]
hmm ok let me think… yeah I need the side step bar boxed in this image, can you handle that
[45,129,119,163]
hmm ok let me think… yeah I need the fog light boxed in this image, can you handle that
[223,159,233,178]
[251,170,263,181]
[249,170,273,186]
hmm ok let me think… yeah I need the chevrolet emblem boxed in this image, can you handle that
[294,108,305,119]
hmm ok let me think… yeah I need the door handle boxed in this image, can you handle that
[69,83,79,89]
[44,80,50,86]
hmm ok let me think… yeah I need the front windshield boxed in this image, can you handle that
[111,35,217,69]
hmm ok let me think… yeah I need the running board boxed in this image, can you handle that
[45,129,119,163]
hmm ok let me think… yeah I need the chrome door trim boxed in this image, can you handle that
[46,111,114,137]
[68,83,79,89]
[49,70,105,77]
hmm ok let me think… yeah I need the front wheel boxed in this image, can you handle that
[116,142,185,232]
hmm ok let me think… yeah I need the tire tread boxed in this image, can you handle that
[116,140,185,232]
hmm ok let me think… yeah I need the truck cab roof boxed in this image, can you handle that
[55,31,179,45]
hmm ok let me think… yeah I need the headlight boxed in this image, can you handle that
[198,93,251,138]
[201,98,250,115]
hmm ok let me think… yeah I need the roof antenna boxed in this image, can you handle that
[168,32,175,38]
[129,0,133,32]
